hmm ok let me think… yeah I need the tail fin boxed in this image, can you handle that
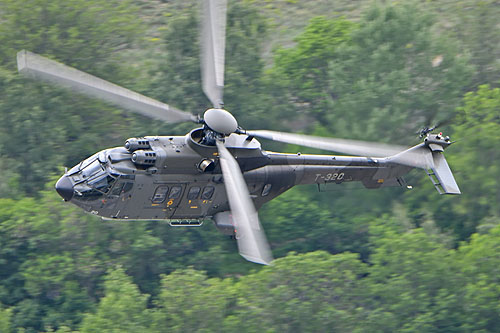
[388,143,460,195]
[427,152,460,194]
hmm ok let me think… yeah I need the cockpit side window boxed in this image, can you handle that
[88,174,112,191]
[122,182,133,193]
[111,182,134,196]
[110,182,125,196]
[74,175,116,201]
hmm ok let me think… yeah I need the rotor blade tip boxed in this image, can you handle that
[241,254,272,265]
[17,50,28,73]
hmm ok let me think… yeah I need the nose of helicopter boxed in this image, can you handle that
[55,175,74,201]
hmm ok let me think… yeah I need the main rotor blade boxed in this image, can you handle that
[17,50,197,123]
[201,0,227,108]
[386,145,432,169]
[249,130,433,169]
[248,130,408,157]
[216,140,273,265]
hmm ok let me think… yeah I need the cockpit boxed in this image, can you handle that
[56,149,131,202]
[72,154,116,200]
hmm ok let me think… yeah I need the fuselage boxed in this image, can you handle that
[55,128,412,222]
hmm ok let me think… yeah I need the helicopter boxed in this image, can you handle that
[16,0,460,265]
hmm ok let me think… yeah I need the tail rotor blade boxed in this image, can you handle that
[17,50,197,123]
[216,140,273,265]
[201,0,227,108]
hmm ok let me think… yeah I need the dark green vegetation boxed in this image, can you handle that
[1,0,499,331]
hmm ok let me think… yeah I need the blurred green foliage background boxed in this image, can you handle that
[0,0,499,331]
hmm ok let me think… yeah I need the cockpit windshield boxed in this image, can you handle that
[71,151,118,201]
[82,159,102,179]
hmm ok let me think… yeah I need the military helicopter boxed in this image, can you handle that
[17,0,460,265]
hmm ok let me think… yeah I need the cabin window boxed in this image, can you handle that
[187,186,201,200]
[169,186,183,199]
[152,186,169,203]
[201,186,215,200]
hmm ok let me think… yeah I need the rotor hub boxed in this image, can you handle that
[424,132,452,152]
[203,108,238,135]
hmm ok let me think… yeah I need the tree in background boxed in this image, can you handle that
[458,225,500,330]
[402,84,500,241]
[450,85,500,229]
[231,251,367,332]
[147,4,206,130]
[1,0,500,331]
[79,267,151,333]
[0,0,142,195]
[0,305,12,333]
[0,0,139,70]
[365,216,464,331]
[262,2,474,255]
[0,183,255,332]
[150,268,232,332]
[326,2,472,141]
[148,1,269,134]
[265,16,355,128]
[260,187,374,260]
[452,0,500,87]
